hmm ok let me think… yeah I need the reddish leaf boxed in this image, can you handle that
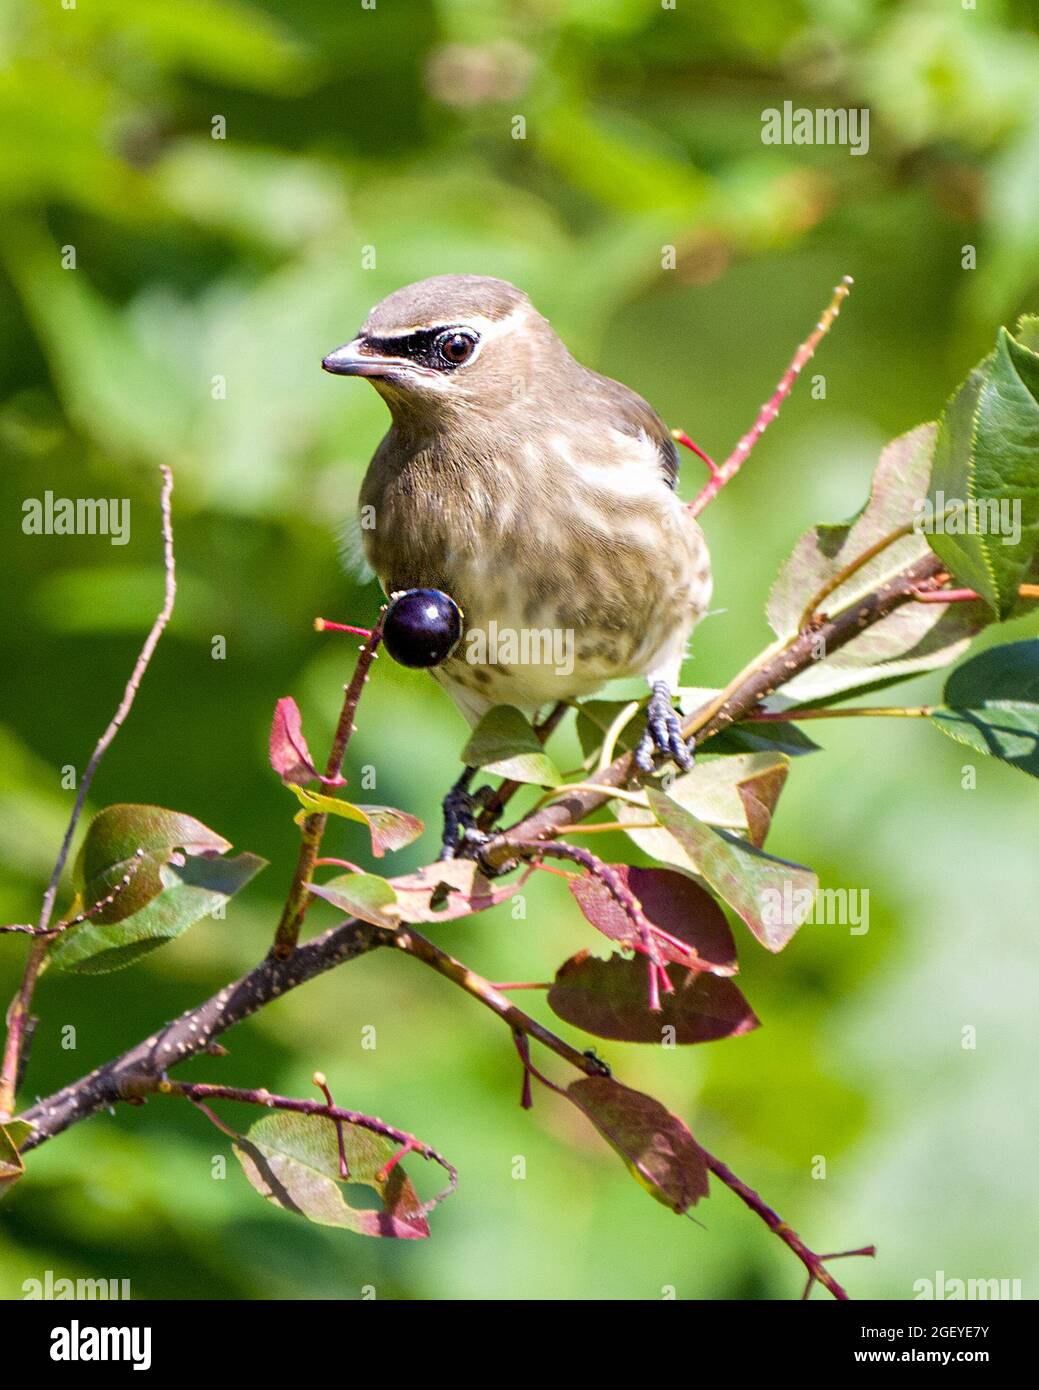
[390,860,533,923]
[737,762,788,848]
[549,951,759,1044]
[566,1075,709,1213]
[270,697,322,785]
[568,864,736,975]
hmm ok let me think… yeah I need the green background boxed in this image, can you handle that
[1,0,1038,1300]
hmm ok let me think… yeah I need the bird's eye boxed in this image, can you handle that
[436,330,478,366]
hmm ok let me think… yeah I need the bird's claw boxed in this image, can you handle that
[440,771,494,860]
[634,680,694,774]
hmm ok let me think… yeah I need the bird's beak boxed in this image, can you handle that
[321,338,400,377]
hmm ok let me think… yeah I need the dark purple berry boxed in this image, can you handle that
[382,588,463,668]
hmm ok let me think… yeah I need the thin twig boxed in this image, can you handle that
[686,277,853,518]
[512,838,673,1010]
[164,1078,457,1212]
[910,580,1039,605]
[702,1149,874,1300]
[390,926,606,1077]
[273,615,384,959]
[797,521,915,629]
[0,466,176,1119]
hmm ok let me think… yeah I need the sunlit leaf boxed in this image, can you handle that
[269,696,321,784]
[50,850,266,974]
[645,790,817,952]
[663,753,787,835]
[288,786,423,856]
[70,803,232,927]
[767,425,990,704]
[233,1112,429,1240]
[461,706,562,786]
[389,860,531,923]
[926,323,1039,616]
[0,1124,26,1201]
[308,872,401,928]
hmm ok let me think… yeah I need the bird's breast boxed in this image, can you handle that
[359,430,711,714]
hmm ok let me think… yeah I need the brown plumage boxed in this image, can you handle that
[323,274,712,771]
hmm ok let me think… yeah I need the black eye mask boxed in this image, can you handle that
[362,327,479,371]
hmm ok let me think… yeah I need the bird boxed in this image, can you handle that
[322,274,712,855]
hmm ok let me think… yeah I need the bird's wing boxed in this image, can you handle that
[583,369,679,489]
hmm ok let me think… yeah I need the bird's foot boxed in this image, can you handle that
[440,768,494,860]
[634,680,694,774]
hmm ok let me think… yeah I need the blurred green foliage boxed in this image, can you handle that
[2,0,1038,1300]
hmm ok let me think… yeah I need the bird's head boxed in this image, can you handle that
[322,275,567,426]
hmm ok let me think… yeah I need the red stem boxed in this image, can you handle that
[688,276,853,518]
[703,1149,874,1300]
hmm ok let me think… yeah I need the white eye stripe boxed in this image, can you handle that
[366,304,532,347]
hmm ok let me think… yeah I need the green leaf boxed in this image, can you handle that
[767,425,990,704]
[48,804,264,973]
[288,786,423,856]
[645,789,817,952]
[930,639,1039,778]
[307,872,401,928]
[461,705,563,786]
[1,1119,34,1149]
[565,1076,709,1214]
[548,951,758,1045]
[50,850,266,974]
[71,803,233,927]
[232,1112,429,1239]
[575,699,644,759]
[927,325,1039,617]
[704,720,821,757]
[0,1123,26,1200]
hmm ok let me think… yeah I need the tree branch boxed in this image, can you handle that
[479,549,945,868]
[12,542,944,1304]
[18,918,393,1149]
[18,548,942,1148]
